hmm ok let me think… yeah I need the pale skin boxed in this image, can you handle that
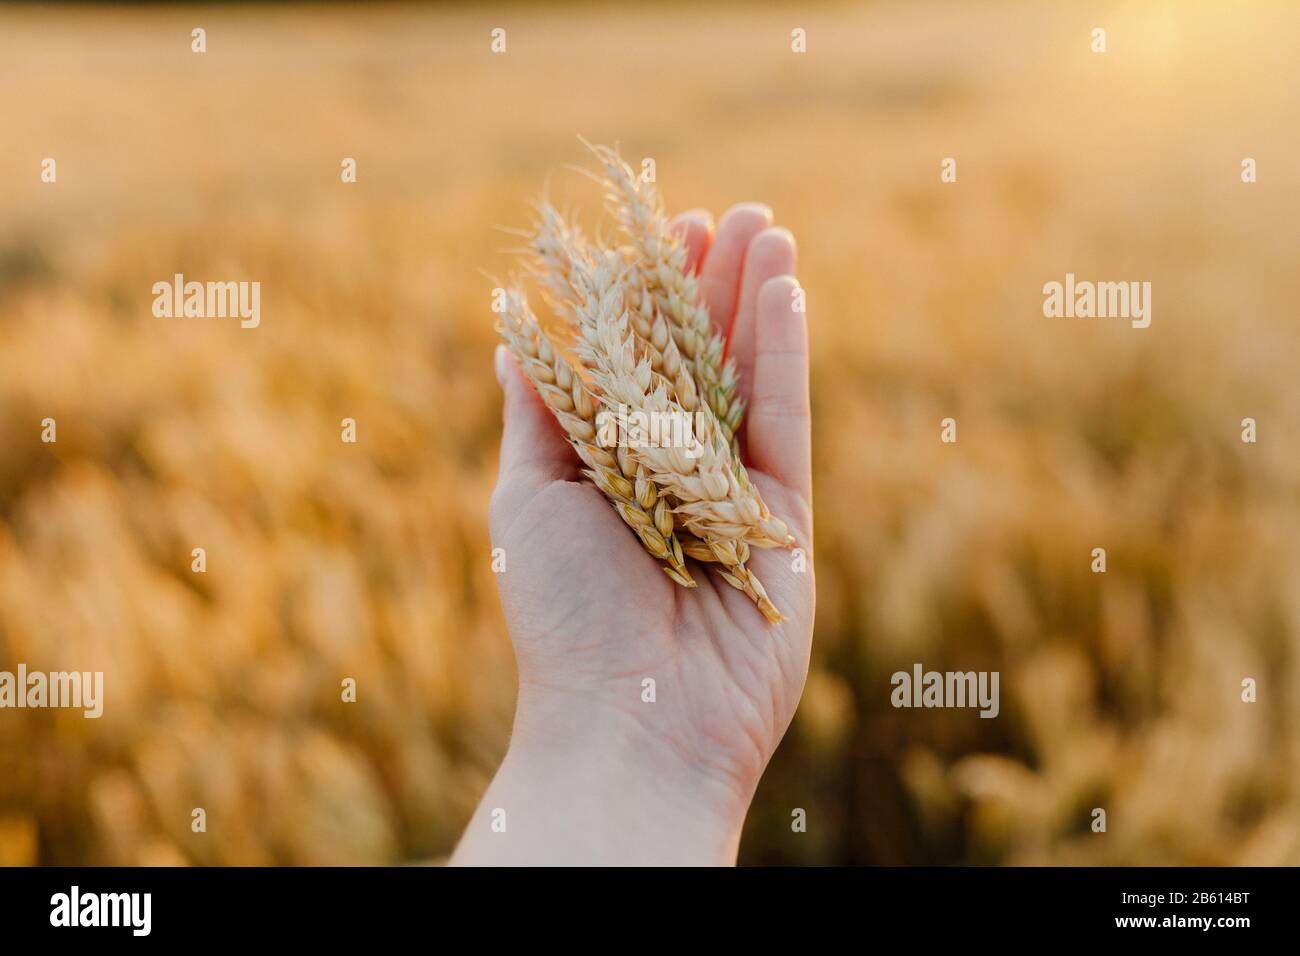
[453,204,813,865]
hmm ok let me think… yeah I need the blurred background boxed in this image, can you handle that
[2,1,1299,866]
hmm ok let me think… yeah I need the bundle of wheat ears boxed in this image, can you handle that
[494,142,794,623]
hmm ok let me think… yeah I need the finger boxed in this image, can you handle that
[697,202,772,339]
[667,208,713,276]
[746,275,811,505]
[728,227,797,410]
[493,345,577,492]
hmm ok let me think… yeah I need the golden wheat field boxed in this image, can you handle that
[2,0,1299,866]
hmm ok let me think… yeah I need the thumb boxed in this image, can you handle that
[491,345,576,519]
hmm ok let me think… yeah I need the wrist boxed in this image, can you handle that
[455,684,754,865]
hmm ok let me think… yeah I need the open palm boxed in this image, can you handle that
[488,203,813,813]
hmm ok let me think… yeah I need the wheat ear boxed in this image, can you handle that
[548,237,787,545]
[524,206,702,588]
[584,143,745,446]
[528,202,702,415]
[496,286,696,587]
[562,250,786,622]
[531,204,790,549]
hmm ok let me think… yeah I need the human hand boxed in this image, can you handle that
[452,204,813,866]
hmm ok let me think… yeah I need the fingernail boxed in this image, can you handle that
[493,345,509,387]
[669,208,713,234]
[724,201,773,224]
[758,225,796,252]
